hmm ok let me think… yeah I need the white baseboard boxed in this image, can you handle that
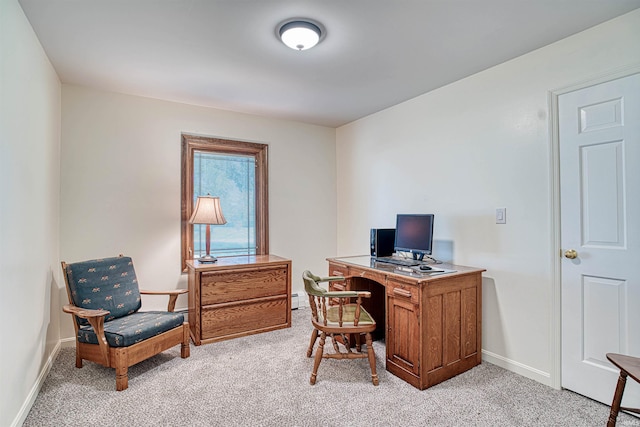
[482,349,552,388]
[12,341,63,427]
[292,292,309,309]
[60,337,76,348]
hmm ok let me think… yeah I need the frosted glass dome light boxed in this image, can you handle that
[279,20,322,51]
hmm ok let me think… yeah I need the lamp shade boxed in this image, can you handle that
[189,195,227,225]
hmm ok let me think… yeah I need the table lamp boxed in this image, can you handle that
[189,195,227,263]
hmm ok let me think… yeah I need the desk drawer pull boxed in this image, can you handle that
[393,288,412,298]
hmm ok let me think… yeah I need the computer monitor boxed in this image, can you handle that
[394,214,434,261]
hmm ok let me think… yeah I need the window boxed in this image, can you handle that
[181,134,268,270]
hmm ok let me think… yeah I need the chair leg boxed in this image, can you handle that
[114,348,129,391]
[115,365,128,391]
[307,328,319,357]
[365,332,379,386]
[342,333,352,351]
[181,323,190,358]
[75,346,83,368]
[608,371,628,427]
[310,332,326,385]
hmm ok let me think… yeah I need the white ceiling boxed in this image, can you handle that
[18,0,640,127]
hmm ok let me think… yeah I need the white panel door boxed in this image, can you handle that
[560,73,640,405]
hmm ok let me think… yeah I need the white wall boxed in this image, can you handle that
[60,85,337,338]
[336,9,640,386]
[0,0,61,425]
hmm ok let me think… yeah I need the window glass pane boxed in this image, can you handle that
[193,151,256,257]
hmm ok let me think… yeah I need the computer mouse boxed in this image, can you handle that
[419,265,432,271]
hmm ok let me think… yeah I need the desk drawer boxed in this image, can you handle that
[327,262,349,305]
[350,266,387,287]
[201,296,288,340]
[201,265,288,305]
[387,279,419,304]
[328,262,348,278]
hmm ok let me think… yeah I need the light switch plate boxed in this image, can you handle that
[496,208,506,224]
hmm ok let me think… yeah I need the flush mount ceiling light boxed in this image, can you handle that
[277,19,324,51]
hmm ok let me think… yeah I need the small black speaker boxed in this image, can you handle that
[370,228,396,258]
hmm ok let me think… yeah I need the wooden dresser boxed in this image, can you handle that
[186,255,292,345]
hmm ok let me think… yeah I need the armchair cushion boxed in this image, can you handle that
[64,256,142,325]
[78,311,185,347]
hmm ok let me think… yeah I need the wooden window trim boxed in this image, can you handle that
[181,133,269,271]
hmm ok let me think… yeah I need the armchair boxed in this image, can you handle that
[61,255,190,390]
[303,270,378,385]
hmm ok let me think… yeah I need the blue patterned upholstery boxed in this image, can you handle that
[78,311,185,347]
[64,256,142,325]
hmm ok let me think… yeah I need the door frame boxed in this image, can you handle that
[548,64,640,390]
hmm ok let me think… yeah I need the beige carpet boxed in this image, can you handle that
[25,309,640,426]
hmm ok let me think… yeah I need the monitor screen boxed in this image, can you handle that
[394,214,434,260]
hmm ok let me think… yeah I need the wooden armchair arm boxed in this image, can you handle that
[62,304,110,365]
[63,304,110,318]
[323,290,371,299]
[353,291,371,298]
[315,276,346,283]
[140,289,188,312]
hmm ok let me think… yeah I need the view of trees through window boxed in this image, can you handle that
[193,151,256,257]
[181,134,268,270]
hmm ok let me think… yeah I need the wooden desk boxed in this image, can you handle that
[186,255,291,345]
[327,256,484,390]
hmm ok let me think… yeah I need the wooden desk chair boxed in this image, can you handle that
[303,270,379,386]
[61,255,190,390]
[606,353,640,426]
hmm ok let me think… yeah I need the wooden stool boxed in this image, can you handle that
[606,353,640,426]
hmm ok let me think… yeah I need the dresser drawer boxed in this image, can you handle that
[201,265,288,305]
[201,297,288,340]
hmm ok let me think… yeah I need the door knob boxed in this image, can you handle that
[564,249,578,259]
